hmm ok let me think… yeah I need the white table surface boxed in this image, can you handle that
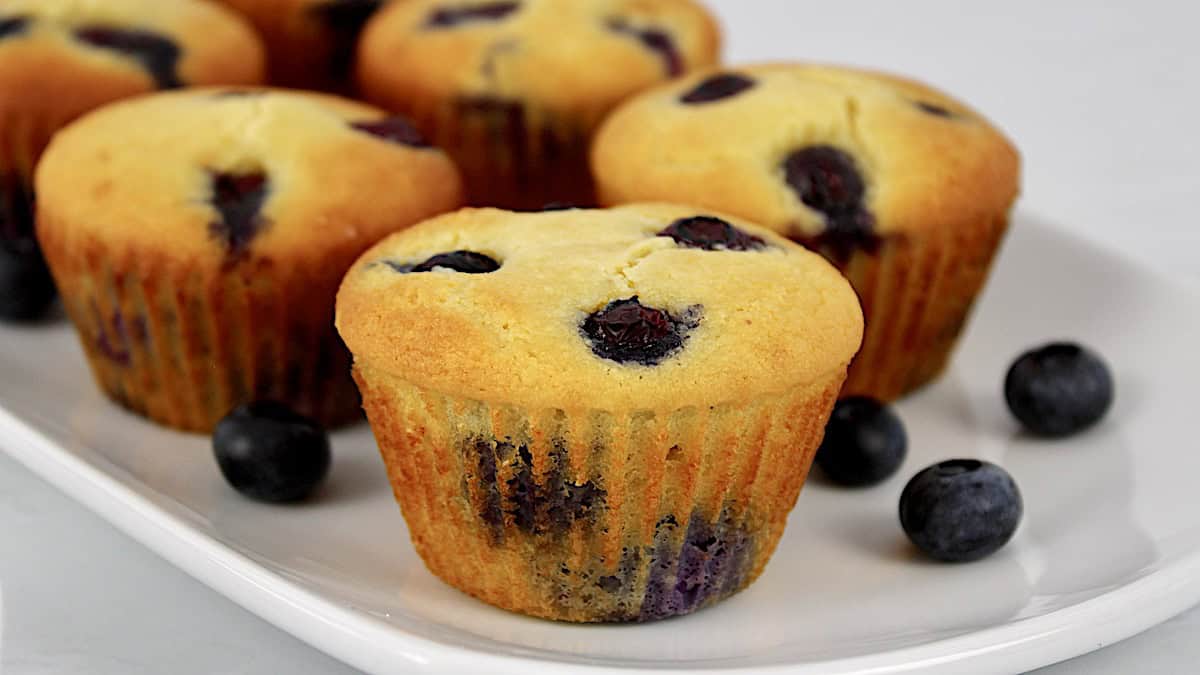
[2,1,1197,673]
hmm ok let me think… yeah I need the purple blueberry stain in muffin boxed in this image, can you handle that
[310,0,383,80]
[639,507,754,621]
[91,302,132,366]
[680,73,756,104]
[582,297,697,366]
[425,2,521,28]
[0,16,30,40]
[782,145,879,261]
[606,18,682,76]
[208,171,270,259]
[73,26,183,90]
[350,116,430,147]
[384,250,500,274]
[659,216,766,251]
[471,436,607,541]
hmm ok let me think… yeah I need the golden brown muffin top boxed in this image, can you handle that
[36,87,463,265]
[357,0,720,115]
[593,64,1021,244]
[0,0,264,95]
[336,204,863,412]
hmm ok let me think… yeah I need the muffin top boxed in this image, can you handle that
[0,0,263,95]
[357,0,720,115]
[336,204,863,411]
[36,87,463,265]
[593,64,1021,251]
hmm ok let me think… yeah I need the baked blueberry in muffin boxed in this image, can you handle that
[336,204,863,621]
[594,64,1021,401]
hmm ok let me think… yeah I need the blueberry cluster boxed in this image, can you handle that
[818,342,1113,563]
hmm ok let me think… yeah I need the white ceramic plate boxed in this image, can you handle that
[1,214,1198,675]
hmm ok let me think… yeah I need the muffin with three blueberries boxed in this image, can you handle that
[0,0,265,267]
[35,87,463,432]
[592,64,1021,401]
[213,0,391,92]
[357,0,721,211]
[336,203,864,621]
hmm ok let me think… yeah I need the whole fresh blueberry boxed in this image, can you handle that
[0,246,56,322]
[899,459,1022,563]
[213,401,331,503]
[816,397,907,486]
[1005,342,1114,437]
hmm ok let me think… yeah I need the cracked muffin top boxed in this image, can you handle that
[0,0,263,96]
[593,64,1020,252]
[35,87,463,265]
[357,0,720,115]
[336,204,863,411]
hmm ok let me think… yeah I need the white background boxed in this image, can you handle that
[1,1,1198,673]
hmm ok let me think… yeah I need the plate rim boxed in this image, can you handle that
[2,215,1198,675]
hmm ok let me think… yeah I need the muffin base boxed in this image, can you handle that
[354,364,845,622]
[39,227,362,433]
[808,215,1010,401]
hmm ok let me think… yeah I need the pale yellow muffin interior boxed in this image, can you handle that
[337,204,864,412]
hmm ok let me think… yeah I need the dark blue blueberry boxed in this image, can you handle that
[73,26,183,90]
[816,397,907,487]
[783,145,878,261]
[425,2,520,28]
[540,202,580,211]
[899,459,1022,563]
[1005,342,1114,437]
[208,171,270,258]
[0,246,55,322]
[310,0,383,80]
[659,216,765,251]
[213,401,332,503]
[607,18,682,76]
[680,73,756,104]
[0,16,30,40]
[581,297,694,366]
[387,251,500,274]
[915,101,953,117]
[638,508,753,621]
[350,116,430,147]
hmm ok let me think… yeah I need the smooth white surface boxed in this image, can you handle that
[1,1,1198,673]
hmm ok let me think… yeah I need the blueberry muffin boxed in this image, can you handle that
[36,88,463,432]
[0,0,264,264]
[214,0,391,91]
[357,0,720,211]
[593,64,1021,401]
[336,204,863,622]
